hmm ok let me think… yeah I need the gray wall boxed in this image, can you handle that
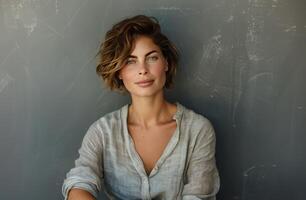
[1,0,305,199]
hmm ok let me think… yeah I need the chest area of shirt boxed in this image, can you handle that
[127,120,177,175]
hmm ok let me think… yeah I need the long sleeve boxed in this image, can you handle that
[182,120,220,200]
[62,123,104,200]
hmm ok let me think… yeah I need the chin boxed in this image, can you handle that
[129,87,164,98]
[133,91,159,97]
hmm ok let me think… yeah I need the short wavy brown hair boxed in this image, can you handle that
[96,15,179,92]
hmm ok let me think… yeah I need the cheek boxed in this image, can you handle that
[154,66,167,78]
[122,76,133,87]
[119,68,133,81]
[120,71,135,89]
[151,62,166,74]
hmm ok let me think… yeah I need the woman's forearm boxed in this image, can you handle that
[68,188,96,200]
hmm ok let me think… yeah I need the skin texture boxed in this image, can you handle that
[68,188,95,200]
[118,36,168,99]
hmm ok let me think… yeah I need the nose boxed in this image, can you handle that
[138,62,148,75]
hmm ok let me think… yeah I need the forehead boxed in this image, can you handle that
[130,36,161,55]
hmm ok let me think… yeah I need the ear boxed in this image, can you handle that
[165,59,169,71]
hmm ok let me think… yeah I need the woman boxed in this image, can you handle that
[62,15,220,200]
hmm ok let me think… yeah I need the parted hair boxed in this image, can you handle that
[96,15,179,92]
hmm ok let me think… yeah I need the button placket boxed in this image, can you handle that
[141,176,150,199]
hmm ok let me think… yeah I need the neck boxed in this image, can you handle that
[128,92,174,129]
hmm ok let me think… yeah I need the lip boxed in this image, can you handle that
[135,79,154,84]
[135,80,154,87]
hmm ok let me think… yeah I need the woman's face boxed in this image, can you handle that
[119,36,168,98]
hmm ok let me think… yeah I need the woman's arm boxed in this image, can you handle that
[62,123,104,200]
[182,120,220,200]
[68,188,96,200]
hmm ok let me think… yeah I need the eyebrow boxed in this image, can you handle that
[128,50,158,58]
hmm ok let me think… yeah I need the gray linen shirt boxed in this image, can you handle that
[62,102,220,200]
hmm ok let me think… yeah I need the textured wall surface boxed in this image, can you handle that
[0,0,305,199]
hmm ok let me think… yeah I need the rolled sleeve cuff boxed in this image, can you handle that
[182,195,216,200]
[62,180,99,200]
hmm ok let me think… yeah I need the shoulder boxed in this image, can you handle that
[179,103,214,135]
[178,103,216,153]
[88,104,126,131]
[180,103,213,128]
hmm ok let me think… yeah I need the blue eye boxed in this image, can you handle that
[147,56,158,61]
[126,59,136,65]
